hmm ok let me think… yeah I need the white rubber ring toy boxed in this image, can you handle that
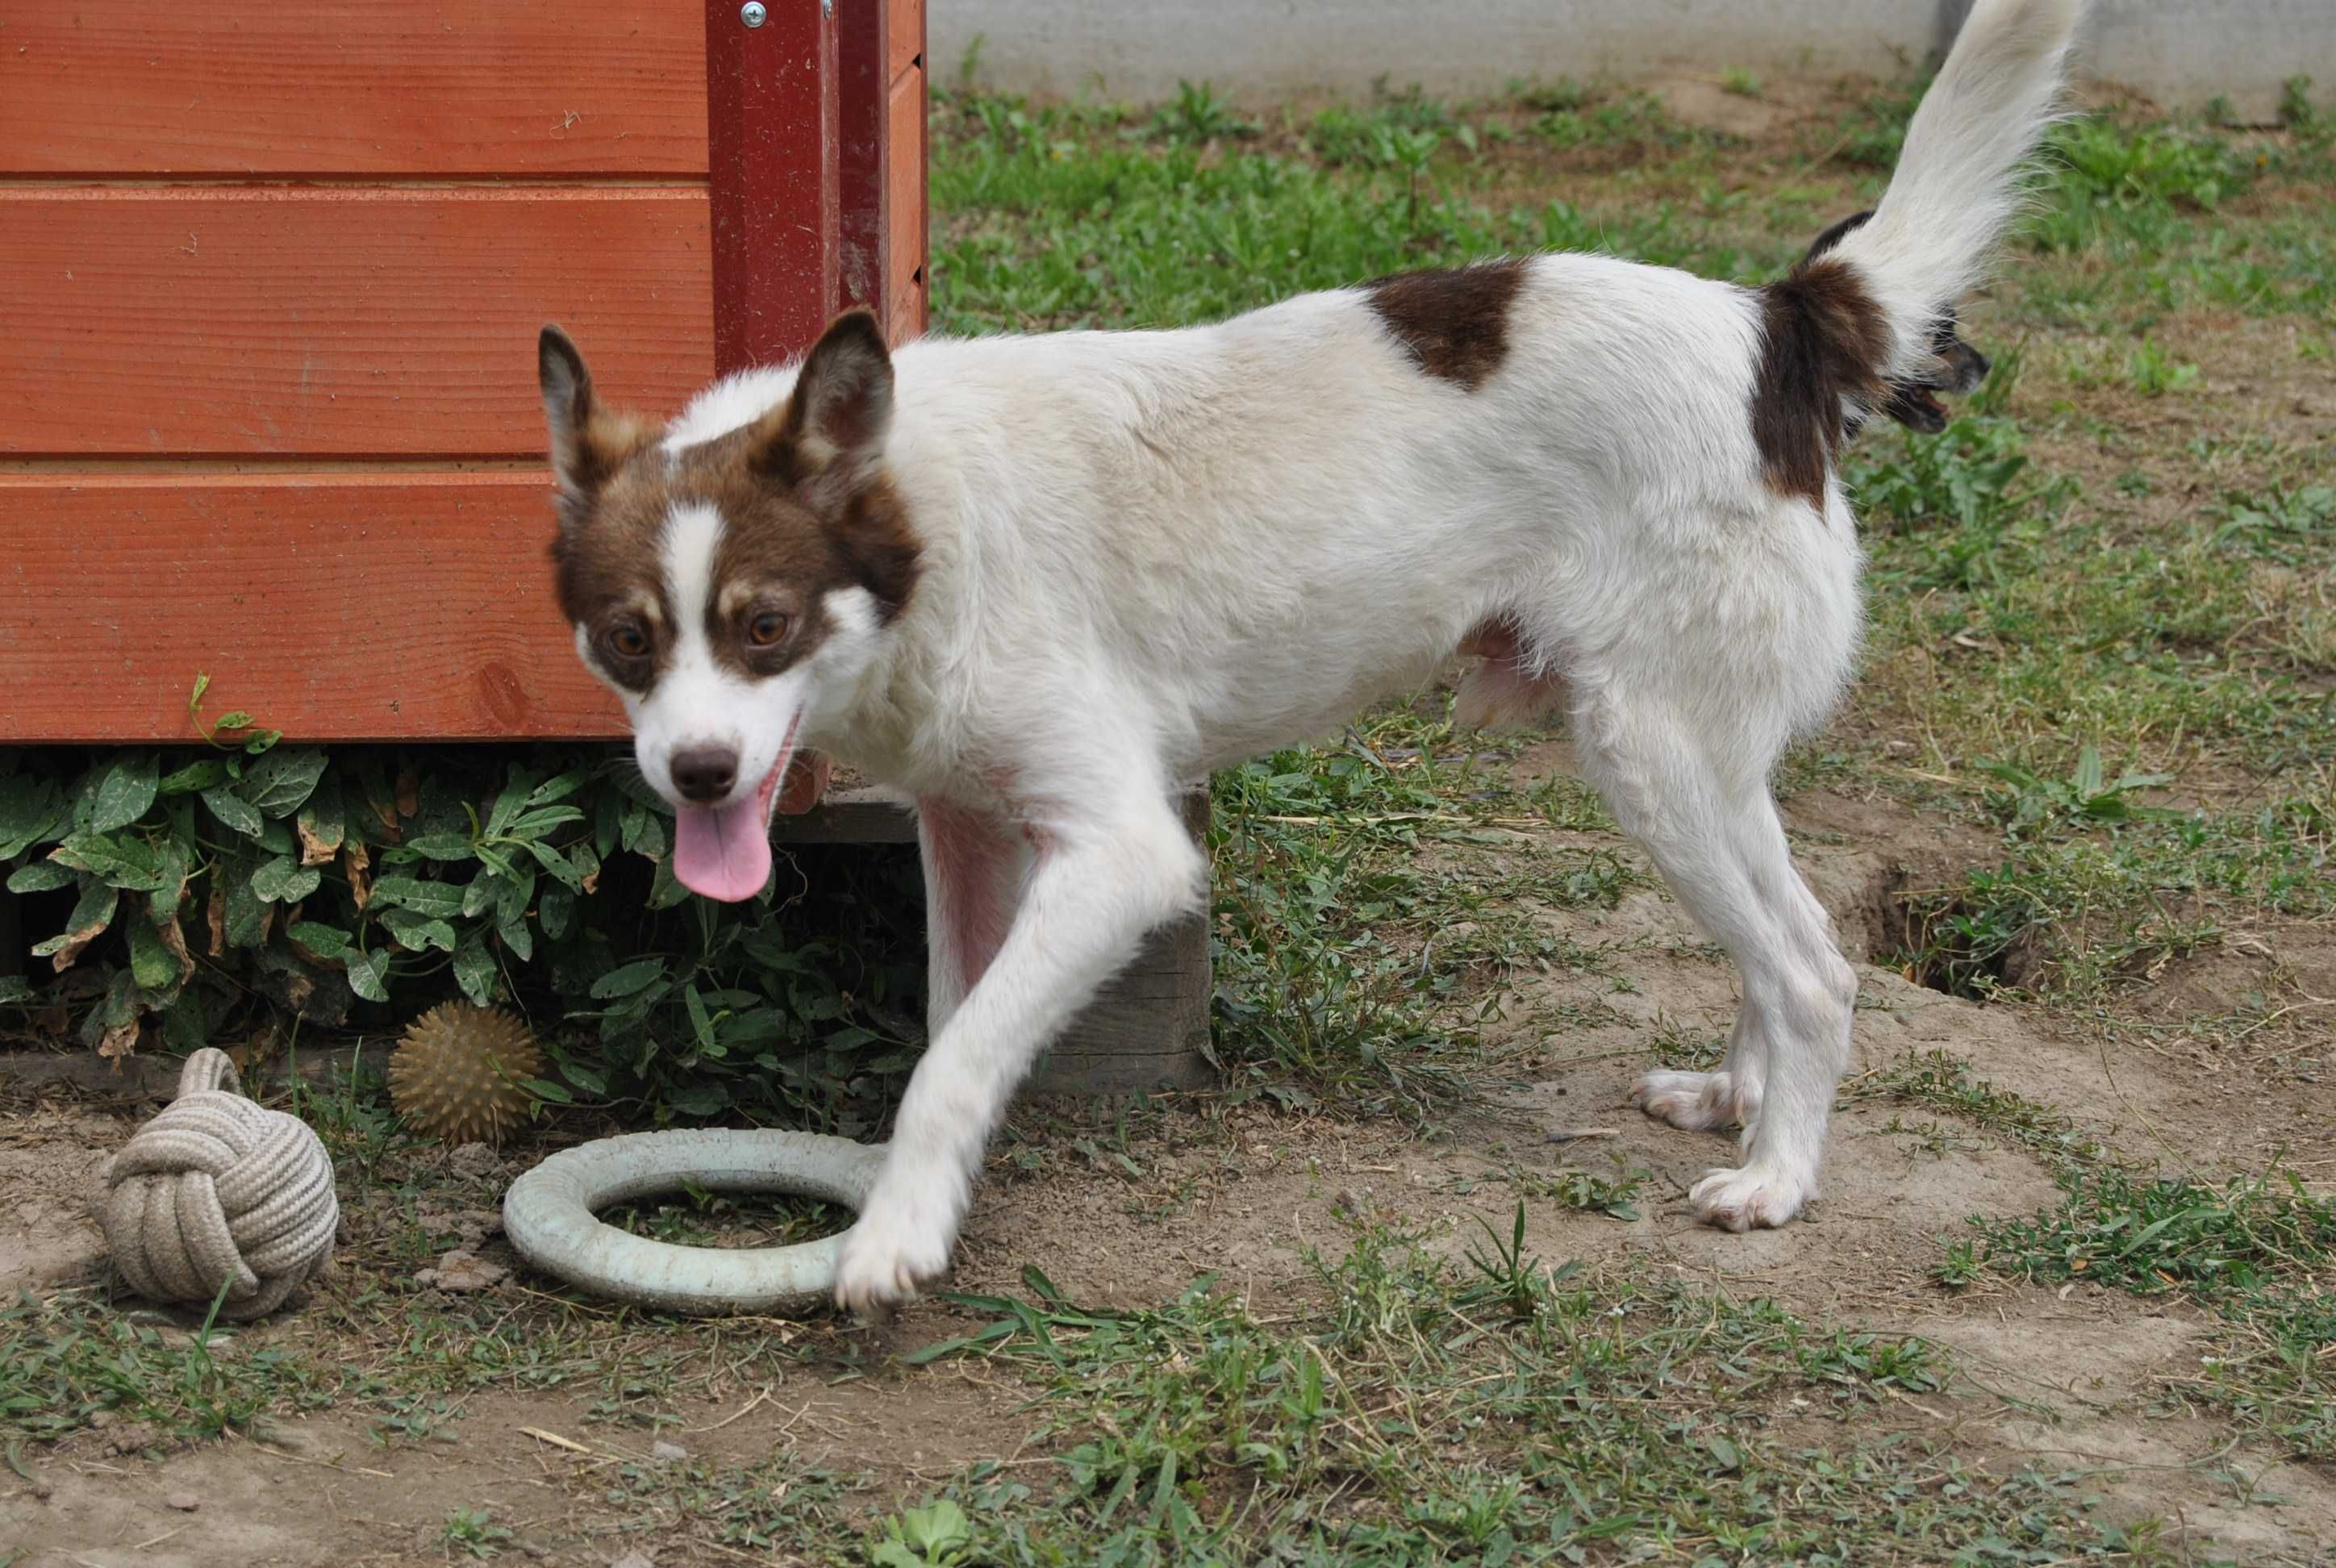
[500,1129,887,1316]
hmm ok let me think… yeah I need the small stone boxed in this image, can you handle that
[31,1476,53,1501]
[166,1492,200,1512]
[650,1440,687,1462]
[418,1249,508,1293]
[448,1142,504,1180]
[611,1554,656,1568]
[105,1421,161,1456]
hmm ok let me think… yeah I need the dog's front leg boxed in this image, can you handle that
[836,786,1206,1314]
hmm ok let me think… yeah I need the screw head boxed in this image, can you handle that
[740,1,767,27]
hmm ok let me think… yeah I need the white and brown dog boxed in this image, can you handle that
[537,0,2081,1313]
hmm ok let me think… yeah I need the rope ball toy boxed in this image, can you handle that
[98,1049,339,1321]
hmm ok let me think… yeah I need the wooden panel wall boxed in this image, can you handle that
[0,0,928,744]
[0,2,708,176]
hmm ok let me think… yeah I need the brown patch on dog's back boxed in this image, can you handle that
[1363,260,1527,390]
[1753,257,1890,507]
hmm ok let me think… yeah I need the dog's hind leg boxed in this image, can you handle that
[916,797,1029,1036]
[1567,671,1858,1230]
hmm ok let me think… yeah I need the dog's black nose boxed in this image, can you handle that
[671,746,739,803]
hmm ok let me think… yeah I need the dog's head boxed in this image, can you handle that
[1803,211,1991,435]
[538,311,920,902]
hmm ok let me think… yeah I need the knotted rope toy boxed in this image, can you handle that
[98,1048,339,1320]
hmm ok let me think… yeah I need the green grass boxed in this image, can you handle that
[1952,1165,2336,1462]
[0,1293,345,1445]
[891,1222,2184,1564]
[927,81,1793,337]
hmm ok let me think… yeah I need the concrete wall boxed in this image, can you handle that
[934,1,2334,120]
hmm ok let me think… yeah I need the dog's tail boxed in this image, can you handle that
[1826,0,2082,383]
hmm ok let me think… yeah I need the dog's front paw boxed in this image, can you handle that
[1631,1070,1749,1133]
[833,1198,956,1317]
[1688,1162,1811,1231]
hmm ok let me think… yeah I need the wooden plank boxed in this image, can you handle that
[0,189,713,458]
[839,2,925,341]
[888,0,926,85]
[769,789,920,845]
[1029,790,1215,1095]
[705,0,837,373]
[0,473,623,742]
[837,0,894,321]
[770,782,1216,1098]
[1028,912,1216,1095]
[0,1,708,176]
[888,66,929,336]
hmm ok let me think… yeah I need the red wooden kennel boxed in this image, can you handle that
[0,0,929,744]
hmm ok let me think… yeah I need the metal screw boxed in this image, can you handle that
[820,0,832,15]
[740,2,767,27]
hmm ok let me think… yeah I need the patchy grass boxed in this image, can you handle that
[898,1223,2175,1564]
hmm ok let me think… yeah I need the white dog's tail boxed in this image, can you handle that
[1829,0,2083,382]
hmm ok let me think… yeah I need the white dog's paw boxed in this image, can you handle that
[1688,1162,1812,1232]
[833,1200,955,1317]
[1630,1070,1749,1133]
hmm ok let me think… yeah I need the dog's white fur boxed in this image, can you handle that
[563,0,2081,1312]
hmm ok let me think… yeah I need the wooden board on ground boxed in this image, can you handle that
[774,782,1216,1097]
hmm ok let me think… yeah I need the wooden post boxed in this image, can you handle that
[836,0,929,340]
[1027,787,1216,1095]
[774,788,1218,1096]
[704,0,840,373]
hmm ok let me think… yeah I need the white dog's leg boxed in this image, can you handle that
[1632,1003,1767,1136]
[836,781,1204,1312]
[1572,690,1855,1230]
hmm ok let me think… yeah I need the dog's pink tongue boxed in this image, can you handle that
[671,798,773,903]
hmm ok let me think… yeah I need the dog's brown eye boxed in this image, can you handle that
[748,611,790,648]
[609,624,650,660]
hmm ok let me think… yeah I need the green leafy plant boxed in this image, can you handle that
[1979,744,2175,832]
[872,1498,975,1566]
[1,735,921,1129]
[1147,80,1257,145]
[2125,336,2200,395]
[2029,117,2253,252]
[440,1508,514,1560]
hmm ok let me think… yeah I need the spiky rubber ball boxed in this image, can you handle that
[390,1003,543,1145]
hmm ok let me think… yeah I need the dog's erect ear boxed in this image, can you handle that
[538,324,649,524]
[746,311,895,504]
[538,324,598,490]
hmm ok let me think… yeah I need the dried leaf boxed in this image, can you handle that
[394,765,420,819]
[207,877,228,957]
[344,841,372,911]
[775,751,833,815]
[46,884,119,974]
[156,909,196,984]
[297,815,338,867]
[97,1018,140,1068]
